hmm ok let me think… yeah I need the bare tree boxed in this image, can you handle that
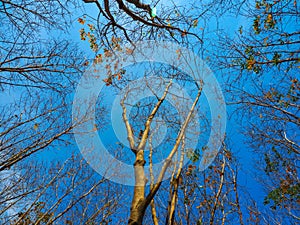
[86,55,228,224]
[0,1,115,224]
[216,0,299,223]
[0,154,124,225]
[3,0,298,224]
[0,0,87,167]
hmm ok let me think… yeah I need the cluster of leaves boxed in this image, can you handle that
[243,46,262,73]
[264,78,300,108]
[78,17,98,52]
[186,148,201,163]
[232,0,299,74]
[78,19,130,85]
[264,180,300,210]
[262,143,299,210]
[253,0,277,34]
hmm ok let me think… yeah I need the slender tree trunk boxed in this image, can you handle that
[166,178,179,225]
[128,151,147,225]
[149,132,159,225]
[127,82,173,224]
[166,138,185,225]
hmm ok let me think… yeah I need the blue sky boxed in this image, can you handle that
[39,0,263,210]
[2,0,297,223]
[66,0,267,209]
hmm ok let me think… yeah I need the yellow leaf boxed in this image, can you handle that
[33,123,39,130]
[94,54,103,64]
[264,91,272,99]
[266,14,273,23]
[92,124,97,131]
[246,59,256,70]
[104,49,113,57]
[192,19,198,27]
[78,18,85,25]
[125,48,133,55]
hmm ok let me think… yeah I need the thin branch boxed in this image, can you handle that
[144,84,203,208]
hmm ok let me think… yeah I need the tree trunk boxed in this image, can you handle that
[128,151,147,225]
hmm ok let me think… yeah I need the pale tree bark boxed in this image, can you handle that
[123,81,173,225]
[121,80,203,225]
[209,154,226,225]
[149,129,159,225]
[166,137,185,225]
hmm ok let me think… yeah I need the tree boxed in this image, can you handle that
[75,1,277,224]
[81,0,203,46]
[0,0,114,223]
[0,0,87,171]
[72,43,242,224]
[1,154,123,224]
[2,0,298,224]
[123,78,202,225]
[217,0,299,223]
[79,0,245,50]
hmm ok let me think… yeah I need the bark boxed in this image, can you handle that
[209,155,226,225]
[128,151,147,225]
[128,82,173,224]
[127,83,202,224]
[149,131,159,225]
[150,199,159,225]
[166,138,185,225]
